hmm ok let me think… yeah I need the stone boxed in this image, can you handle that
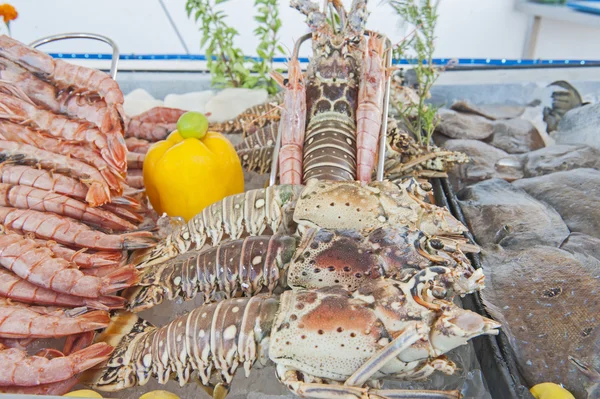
[450,100,525,120]
[487,119,545,154]
[442,140,523,188]
[513,168,600,237]
[434,109,494,140]
[205,88,269,123]
[457,178,569,249]
[553,102,600,148]
[561,232,600,264]
[123,88,164,116]
[522,144,600,177]
[481,246,600,399]
[164,90,215,113]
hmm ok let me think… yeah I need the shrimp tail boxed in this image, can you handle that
[63,331,95,356]
[106,134,127,173]
[70,342,115,374]
[123,231,158,250]
[87,295,127,311]
[111,195,142,209]
[77,310,112,331]
[84,181,111,207]
[101,265,140,295]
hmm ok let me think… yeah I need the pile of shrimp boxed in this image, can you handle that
[123,106,187,188]
[0,35,162,393]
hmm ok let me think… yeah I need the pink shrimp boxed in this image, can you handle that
[0,84,126,174]
[125,119,177,141]
[101,202,145,224]
[56,90,123,133]
[0,268,125,310]
[0,120,124,193]
[356,35,387,182]
[33,239,126,268]
[0,183,135,231]
[0,298,110,338]
[0,35,124,106]
[0,164,89,200]
[270,56,306,184]
[127,151,145,169]
[125,136,152,153]
[0,229,140,298]
[132,106,186,124]
[0,140,111,206]
[0,341,113,386]
[0,207,156,251]
[126,169,144,189]
[0,376,79,395]
[0,57,60,112]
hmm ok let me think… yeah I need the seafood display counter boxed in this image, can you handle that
[1,5,600,398]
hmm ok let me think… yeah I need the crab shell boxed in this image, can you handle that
[269,273,499,382]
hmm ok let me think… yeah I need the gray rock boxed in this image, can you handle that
[522,144,600,177]
[457,178,569,249]
[435,109,494,140]
[513,168,600,237]
[487,119,545,154]
[482,246,600,398]
[554,102,600,148]
[561,233,600,262]
[443,140,523,187]
[450,100,526,120]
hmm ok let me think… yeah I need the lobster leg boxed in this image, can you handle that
[277,364,461,399]
[271,56,307,185]
[344,324,424,386]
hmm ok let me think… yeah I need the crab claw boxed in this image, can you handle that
[430,307,501,356]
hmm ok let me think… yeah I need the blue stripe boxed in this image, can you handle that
[48,53,600,66]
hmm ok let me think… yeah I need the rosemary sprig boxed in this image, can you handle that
[390,0,441,146]
[185,0,284,94]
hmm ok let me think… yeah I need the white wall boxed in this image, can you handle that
[4,0,600,60]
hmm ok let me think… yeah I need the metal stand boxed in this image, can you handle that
[29,33,120,80]
[268,31,393,186]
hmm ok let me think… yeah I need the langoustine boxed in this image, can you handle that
[0,35,124,106]
[0,140,112,206]
[34,240,125,268]
[0,341,113,387]
[125,106,185,141]
[0,298,110,338]
[0,268,125,310]
[0,183,134,231]
[356,34,387,182]
[0,229,139,298]
[0,87,126,175]
[271,56,306,184]
[0,119,124,194]
[0,206,156,251]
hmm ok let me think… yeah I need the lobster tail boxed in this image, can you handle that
[82,296,280,392]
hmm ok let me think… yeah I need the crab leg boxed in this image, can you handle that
[271,57,306,185]
[356,34,386,182]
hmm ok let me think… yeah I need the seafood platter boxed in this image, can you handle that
[3,0,600,398]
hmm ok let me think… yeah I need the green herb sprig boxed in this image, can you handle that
[185,0,284,94]
[390,0,441,146]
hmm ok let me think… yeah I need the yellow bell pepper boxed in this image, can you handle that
[530,383,575,399]
[143,130,244,221]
